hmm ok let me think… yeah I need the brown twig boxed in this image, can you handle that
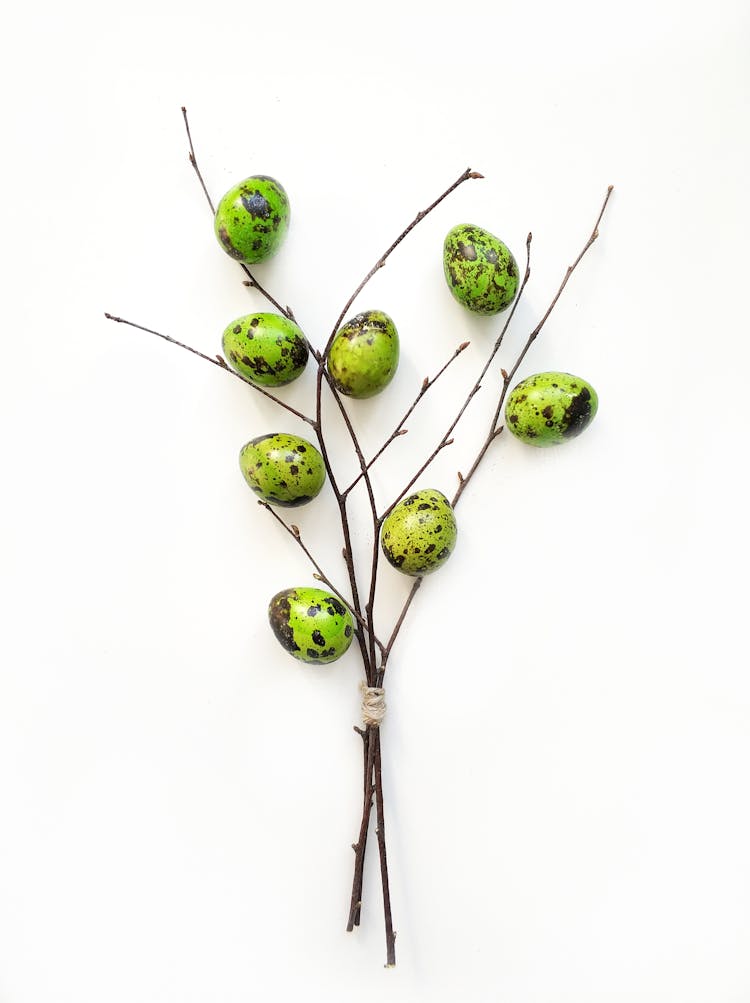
[182,106,293,320]
[452,185,613,508]
[379,233,533,522]
[323,168,484,359]
[328,169,482,962]
[342,341,470,498]
[103,313,315,426]
[374,729,396,967]
[258,501,384,652]
[347,726,376,930]
[382,186,614,676]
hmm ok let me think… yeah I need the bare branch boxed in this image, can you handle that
[104,313,315,425]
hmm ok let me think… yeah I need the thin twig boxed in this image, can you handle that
[104,313,315,426]
[338,168,483,957]
[182,106,215,214]
[347,728,376,930]
[323,168,483,358]
[453,185,613,507]
[383,186,614,669]
[374,730,396,967]
[379,233,534,521]
[258,500,384,653]
[342,341,470,498]
[181,106,294,321]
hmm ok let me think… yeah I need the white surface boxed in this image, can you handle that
[1,1,749,1000]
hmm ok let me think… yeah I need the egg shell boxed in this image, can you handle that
[239,433,325,506]
[443,224,519,315]
[214,175,290,264]
[381,489,457,576]
[268,587,355,664]
[222,312,308,386]
[327,310,399,399]
[505,371,599,447]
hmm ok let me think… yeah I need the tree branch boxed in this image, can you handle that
[103,313,315,426]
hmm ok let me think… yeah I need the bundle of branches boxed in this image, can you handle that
[107,108,612,966]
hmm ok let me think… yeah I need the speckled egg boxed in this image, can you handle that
[222,313,308,386]
[380,489,457,576]
[505,371,599,447]
[239,433,325,506]
[268,587,355,664]
[327,310,399,399]
[214,175,290,263]
[443,224,519,315]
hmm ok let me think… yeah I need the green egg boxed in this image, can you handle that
[327,310,399,399]
[381,489,457,577]
[239,433,325,506]
[505,371,599,447]
[214,175,290,263]
[268,586,355,664]
[222,312,308,386]
[443,224,518,315]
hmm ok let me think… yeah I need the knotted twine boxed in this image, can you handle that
[360,681,386,727]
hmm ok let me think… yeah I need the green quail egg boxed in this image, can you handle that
[214,175,290,263]
[443,224,518,315]
[380,489,457,576]
[327,310,399,399]
[222,312,308,386]
[268,586,355,664]
[505,371,599,447]
[239,433,325,506]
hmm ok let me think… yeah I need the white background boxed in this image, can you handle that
[1,1,749,1000]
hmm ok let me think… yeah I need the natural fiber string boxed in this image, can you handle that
[360,681,386,727]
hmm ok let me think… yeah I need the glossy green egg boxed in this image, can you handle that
[327,310,399,399]
[222,312,308,386]
[214,175,290,263]
[381,489,457,576]
[239,433,325,506]
[443,224,518,315]
[268,586,355,664]
[505,371,599,447]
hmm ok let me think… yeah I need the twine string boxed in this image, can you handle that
[360,681,386,727]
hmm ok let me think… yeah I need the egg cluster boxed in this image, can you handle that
[211,169,599,667]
